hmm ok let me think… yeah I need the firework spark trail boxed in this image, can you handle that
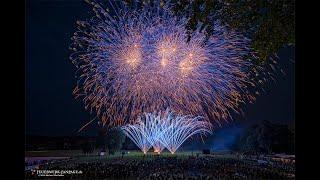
[158,112,212,154]
[70,0,257,127]
[142,112,167,153]
[78,118,96,133]
[122,111,167,154]
[121,110,212,154]
[121,124,152,154]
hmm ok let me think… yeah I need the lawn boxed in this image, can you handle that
[25,149,238,164]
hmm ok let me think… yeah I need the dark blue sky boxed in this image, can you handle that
[26,0,294,136]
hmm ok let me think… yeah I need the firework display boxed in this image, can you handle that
[70,0,256,127]
[25,0,294,178]
[121,110,212,154]
[122,111,167,154]
[157,113,212,154]
[121,124,152,154]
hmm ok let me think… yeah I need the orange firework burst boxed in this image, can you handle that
[70,1,258,127]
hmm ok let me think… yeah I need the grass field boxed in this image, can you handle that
[26,150,83,157]
[26,149,201,157]
[25,149,238,164]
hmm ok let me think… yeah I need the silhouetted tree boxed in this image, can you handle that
[96,128,107,150]
[173,0,294,62]
[81,140,94,154]
[236,121,294,154]
[105,128,126,155]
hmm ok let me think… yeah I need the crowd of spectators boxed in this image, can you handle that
[25,155,295,179]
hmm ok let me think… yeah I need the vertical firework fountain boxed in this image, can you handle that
[121,123,151,154]
[121,110,211,154]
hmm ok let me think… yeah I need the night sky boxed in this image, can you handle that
[26,0,295,137]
